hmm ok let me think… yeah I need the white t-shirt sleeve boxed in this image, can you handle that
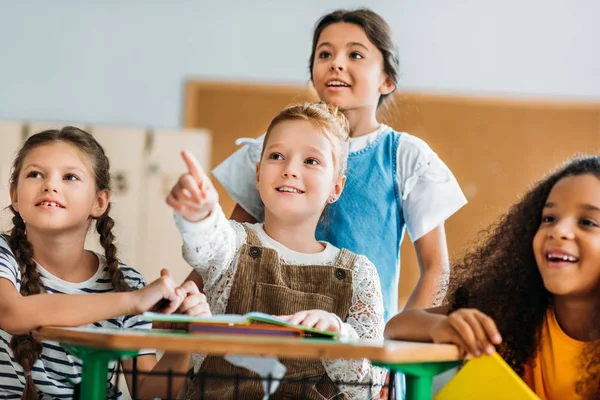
[397,134,467,241]
[0,238,19,290]
[212,135,266,222]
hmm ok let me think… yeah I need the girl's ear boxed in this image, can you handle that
[255,162,261,189]
[328,175,346,204]
[9,186,18,212]
[379,75,396,96]
[91,189,110,218]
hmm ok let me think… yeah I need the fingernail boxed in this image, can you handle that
[486,346,494,354]
[474,350,481,357]
[494,334,502,342]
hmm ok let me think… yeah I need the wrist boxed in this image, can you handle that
[428,316,447,341]
[330,313,343,333]
[175,204,220,230]
[125,291,141,315]
[195,208,212,222]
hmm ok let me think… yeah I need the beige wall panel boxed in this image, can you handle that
[88,126,147,268]
[140,128,211,284]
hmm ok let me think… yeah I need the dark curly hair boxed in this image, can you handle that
[444,155,600,398]
[7,126,131,400]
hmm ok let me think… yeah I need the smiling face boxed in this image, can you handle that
[533,174,600,300]
[10,141,108,234]
[311,22,395,112]
[256,119,345,223]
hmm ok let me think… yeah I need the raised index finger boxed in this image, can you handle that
[181,150,206,183]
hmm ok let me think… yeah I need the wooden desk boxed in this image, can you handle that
[35,327,462,400]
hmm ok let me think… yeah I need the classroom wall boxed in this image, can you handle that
[0,0,599,128]
[2,0,600,307]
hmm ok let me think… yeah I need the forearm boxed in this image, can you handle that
[384,308,446,340]
[406,225,450,309]
[1,292,135,334]
[404,267,448,309]
[137,352,191,399]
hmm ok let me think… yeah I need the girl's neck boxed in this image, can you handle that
[25,227,98,283]
[262,212,324,254]
[553,294,600,341]
[343,105,380,138]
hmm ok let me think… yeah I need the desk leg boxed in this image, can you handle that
[405,373,434,400]
[80,355,112,400]
[375,361,460,400]
[61,344,138,400]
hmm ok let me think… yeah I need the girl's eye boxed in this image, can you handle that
[64,174,79,181]
[350,52,363,59]
[305,158,320,166]
[580,219,598,228]
[26,171,42,178]
[318,51,332,59]
[269,153,284,160]
[541,215,555,223]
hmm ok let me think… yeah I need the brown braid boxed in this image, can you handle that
[7,210,44,400]
[96,205,131,292]
[6,126,131,398]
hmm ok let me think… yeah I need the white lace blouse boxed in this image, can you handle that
[175,206,387,398]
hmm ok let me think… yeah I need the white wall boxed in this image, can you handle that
[0,0,598,128]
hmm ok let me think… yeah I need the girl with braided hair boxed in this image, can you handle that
[385,156,600,399]
[0,127,211,399]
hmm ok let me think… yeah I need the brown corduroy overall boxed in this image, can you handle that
[185,225,357,399]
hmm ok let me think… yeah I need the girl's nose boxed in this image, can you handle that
[330,55,345,71]
[42,178,59,193]
[548,221,575,240]
[282,170,298,178]
[282,163,299,178]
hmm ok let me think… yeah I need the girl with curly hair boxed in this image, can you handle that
[384,155,600,399]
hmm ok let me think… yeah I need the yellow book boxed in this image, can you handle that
[435,352,540,400]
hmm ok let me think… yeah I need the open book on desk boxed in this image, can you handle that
[141,311,340,339]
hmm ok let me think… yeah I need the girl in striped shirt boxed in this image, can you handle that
[0,127,211,399]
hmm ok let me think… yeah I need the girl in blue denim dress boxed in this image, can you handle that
[211,8,467,324]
